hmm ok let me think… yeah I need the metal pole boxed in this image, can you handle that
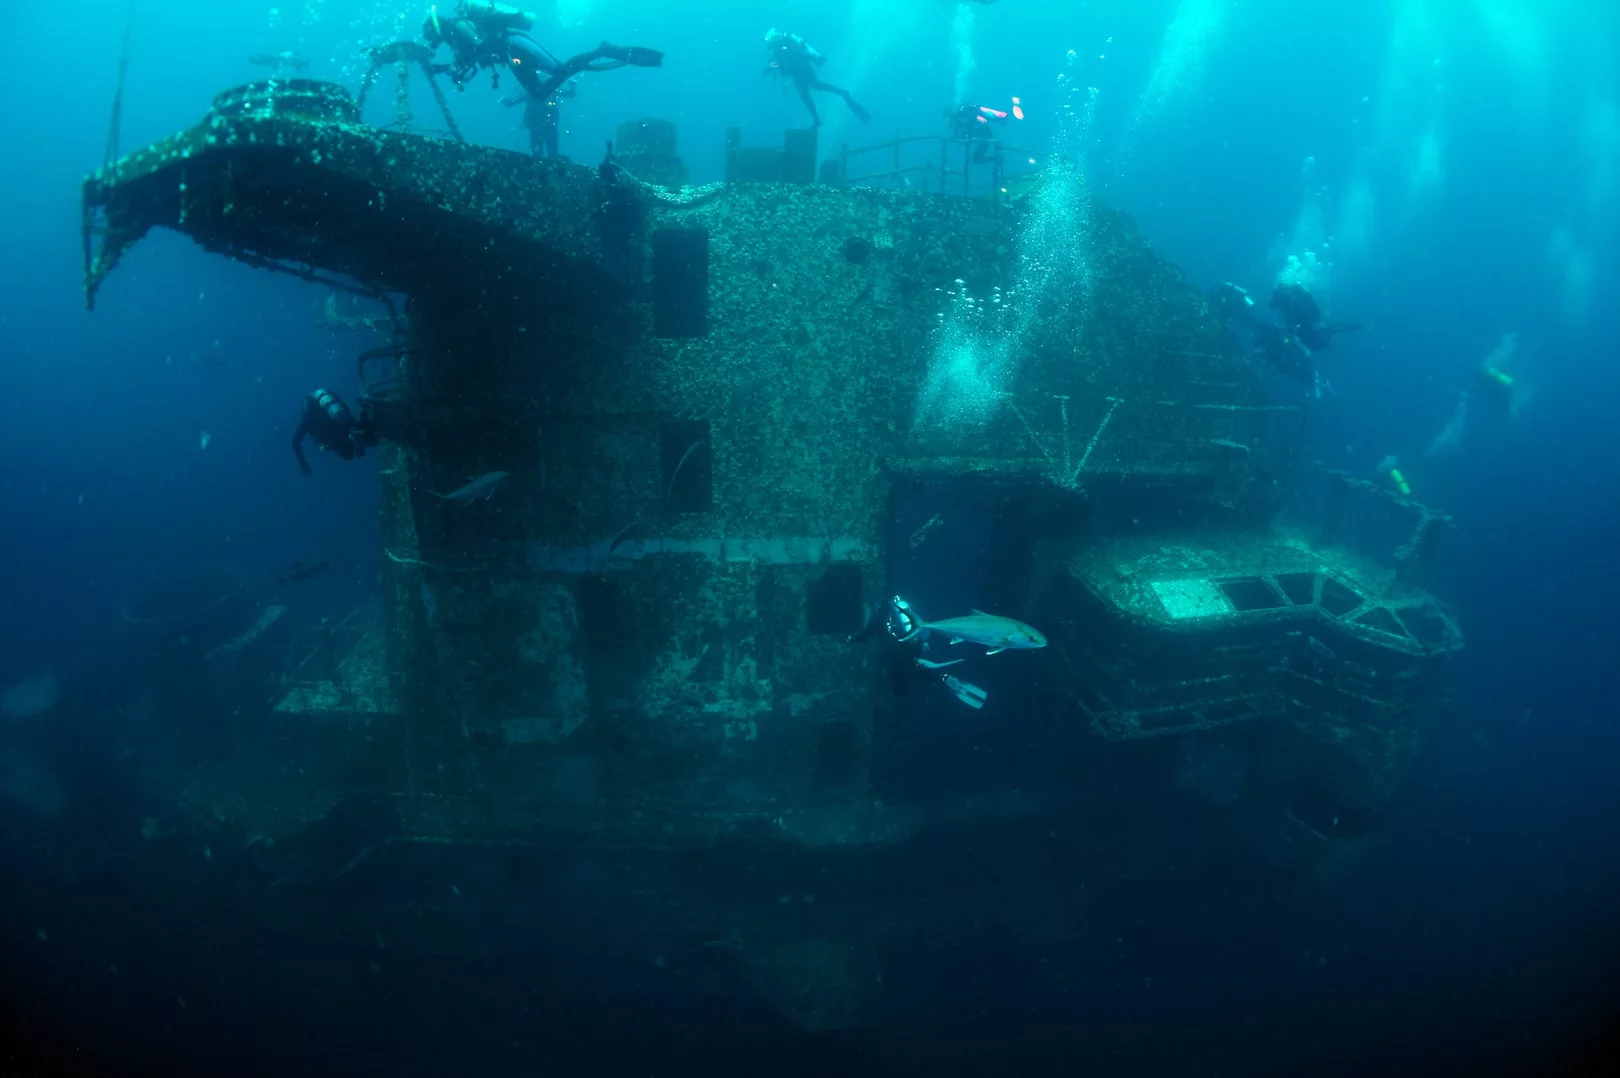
[420,60,464,142]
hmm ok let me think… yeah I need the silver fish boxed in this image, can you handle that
[902,608,1046,655]
[433,471,510,505]
[249,51,309,71]
[942,674,988,709]
[917,657,964,669]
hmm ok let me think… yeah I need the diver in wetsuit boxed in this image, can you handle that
[422,2,662,102]
[949,102,1015,163]
[1270,283,1360,353]
[292,389,408,476]
[1209,282,1315,384]
[504,79,575,158]
[1248,322,1316,383]
[763,29,870,127]
[850,596,988,710]
[1208,281,1258,323]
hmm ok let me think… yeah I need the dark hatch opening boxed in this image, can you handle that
[652,227,709,338]
[1275,572,1317,606]
[1319,577,1363,618]
[806,563,864,636]
[815,720,859,788]
[1352,605,1409,640]
[1218,577,1286,611]
[1396,604,1454,650]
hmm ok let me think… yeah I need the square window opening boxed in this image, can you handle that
[1351,605,1409,640]
[1318,577,1363,618]
[1217,577,1286,612]
[1275,572,1317,606]
[1395,605,1453,650]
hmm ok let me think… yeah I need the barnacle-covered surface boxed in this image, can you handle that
[82,80,608,307]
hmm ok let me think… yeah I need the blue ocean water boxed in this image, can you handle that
[1,1,1617,1074]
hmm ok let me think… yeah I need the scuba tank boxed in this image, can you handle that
[312,388,351,425]
[1481,365,1514,398]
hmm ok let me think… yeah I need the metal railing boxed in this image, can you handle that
[837,133,1041,202]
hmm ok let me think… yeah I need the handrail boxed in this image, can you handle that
[837,132,1041,202]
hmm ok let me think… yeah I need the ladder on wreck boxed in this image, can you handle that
[356,41,465,143]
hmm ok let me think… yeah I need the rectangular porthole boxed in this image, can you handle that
[805,563,863,636]
[815,720,859,789]
[652,228,709,338]
[660,418,712,513]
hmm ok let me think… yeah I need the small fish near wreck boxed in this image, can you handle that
[276,558,333,586]
[431,471,510,507]
[901,609,1047,655]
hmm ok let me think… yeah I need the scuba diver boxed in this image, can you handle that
[291,388,407,476]
[503,79,575,158]
[1477,359,1517,410]
[948,99,1023,163]
[763,29,871,127]
[1208,280,1257,322]
[1270,282,1360,353]
[422,2,662,103]
[1247,321,1316,384]
[850,596,989,710]
[1209,281,1334,386]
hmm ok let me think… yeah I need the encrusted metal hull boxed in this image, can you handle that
[63,81,1462,1027]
